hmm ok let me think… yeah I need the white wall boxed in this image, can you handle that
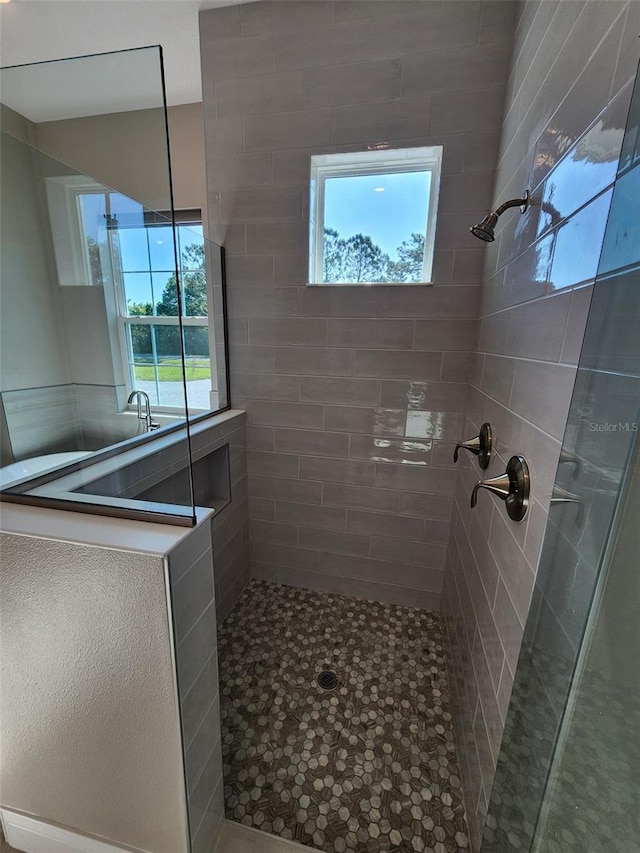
[0,531,189,853]
[0,127,71,394]
[35,103,208,226]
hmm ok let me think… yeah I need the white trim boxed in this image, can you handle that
[45,176,104,287]
[0,810,138,853]
[311,147,443,169]
[122,315,206,327]
[308,145,443,286]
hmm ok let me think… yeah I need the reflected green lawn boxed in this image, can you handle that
[134,357,210,382]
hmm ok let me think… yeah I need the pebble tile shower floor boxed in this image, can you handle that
[219,579,469,853]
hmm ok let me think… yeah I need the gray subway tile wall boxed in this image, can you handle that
[1,381,186,461]
[189,414,250,622]
[168,518,222,852]
[486,85,640,844]
[1,385,81,459]
[440,1,638,848]
[200,0,517,608]
[167,409,250,853]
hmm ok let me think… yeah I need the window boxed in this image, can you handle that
[46,176,213,412]
[111,205,211,411]
[309,147,443,285]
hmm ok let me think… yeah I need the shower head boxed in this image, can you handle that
[470,213,499,242]
[470,190,530,242]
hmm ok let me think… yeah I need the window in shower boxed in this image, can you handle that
[308,146,442,285]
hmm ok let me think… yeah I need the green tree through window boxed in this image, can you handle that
[322,228,425,283]
[127,242,209,358]
[387,233,426,282]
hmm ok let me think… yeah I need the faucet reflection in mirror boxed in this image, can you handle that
[127,389,160,433]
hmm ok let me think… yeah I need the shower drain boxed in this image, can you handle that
[316,670,339,691]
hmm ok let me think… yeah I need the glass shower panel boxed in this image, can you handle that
[0,47,172,212]
[533,438,640,851]
[179,222,228,413]
[483,65,640,851]
[1,46,229,523]
[0,129,195,524]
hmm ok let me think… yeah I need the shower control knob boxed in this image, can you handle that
[471,455,530,522]
[454,422,492,469]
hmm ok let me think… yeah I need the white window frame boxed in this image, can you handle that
[308,146,443,286]
[45,176,212,413]
[45,175,107,287]
[114,212,210,413]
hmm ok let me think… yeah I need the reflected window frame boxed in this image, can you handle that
[114,208,212,413]
[45,175,214,414]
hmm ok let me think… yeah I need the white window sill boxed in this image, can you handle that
[306,281,435,287]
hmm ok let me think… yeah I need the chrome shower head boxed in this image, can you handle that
[470,190,530,242]
[470,213,499,242]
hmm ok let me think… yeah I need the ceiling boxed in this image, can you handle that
[0,0,248,120]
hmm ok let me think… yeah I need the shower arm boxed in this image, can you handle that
[494,194,528,217]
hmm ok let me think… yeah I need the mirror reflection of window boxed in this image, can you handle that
[48,178,212,412]
[108,204,210,411]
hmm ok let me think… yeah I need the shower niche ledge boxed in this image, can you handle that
[73,442,230,513]
[0,410,245,525]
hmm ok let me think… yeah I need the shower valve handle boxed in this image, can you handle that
[454,436,480,461]
[471,473,511,506]
[454,422,492,470]
[550,485,584,526]
[471,455,530,522]
[559,449,581,480]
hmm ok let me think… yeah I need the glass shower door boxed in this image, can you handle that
[533,437,640,850]
[483,62,640,852]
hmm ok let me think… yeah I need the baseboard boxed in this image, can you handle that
[0,811,133,853]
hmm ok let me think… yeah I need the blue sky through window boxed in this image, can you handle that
[80,191,205,309]
[79,193,105,243]
[324,170,431,257]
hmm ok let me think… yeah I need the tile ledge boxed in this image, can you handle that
[215,820,318,853]
[0,501,213,556]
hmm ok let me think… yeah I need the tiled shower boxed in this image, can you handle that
[196,2,640,851]
[1,2,638,853]
[204,1,514,619]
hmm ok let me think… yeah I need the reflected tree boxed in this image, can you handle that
[127,243,209,357]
